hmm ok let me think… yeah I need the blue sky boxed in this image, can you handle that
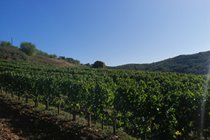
[1,0,210,66]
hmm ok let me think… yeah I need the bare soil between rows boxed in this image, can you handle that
[0,95,116,140]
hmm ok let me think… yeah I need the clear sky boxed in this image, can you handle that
[1,0,210,66]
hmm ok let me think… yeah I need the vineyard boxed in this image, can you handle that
[0,60,209,140]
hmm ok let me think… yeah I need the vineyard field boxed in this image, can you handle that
[0,60,209,140]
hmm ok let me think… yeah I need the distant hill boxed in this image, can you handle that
[0,42,79,67]
[2,41,210,74]
[114,51,210,74]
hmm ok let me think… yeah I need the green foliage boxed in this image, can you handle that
[114,51,210,74]
[0,40,81,67]
[0,60,209,139]
[49,54,57,58]
[0,41,12,47]
[20,42,37,56]
[0,42,28,60]
[59,56,80,64]
[92,61,106,68]
[65,57,80,64]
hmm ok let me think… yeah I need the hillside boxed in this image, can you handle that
[114,51,210,74]
[1,40,210,74]
[0,42,79,67]
[0,45,28,60]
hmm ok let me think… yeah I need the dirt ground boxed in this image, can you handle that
[0,120,26,140]
[0,101,26,140]
[0,95,107,140]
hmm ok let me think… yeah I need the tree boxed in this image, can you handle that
[92,61,106,68]
[20,42,37,56]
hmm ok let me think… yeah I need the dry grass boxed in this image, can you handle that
[30,55,76,67]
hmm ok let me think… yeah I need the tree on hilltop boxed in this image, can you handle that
[92,61,106,68]
[20,42,37,56]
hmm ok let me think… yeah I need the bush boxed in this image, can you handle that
[20,42,37,56]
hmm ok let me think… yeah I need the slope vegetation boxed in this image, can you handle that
[0,44,77,67]
[115,51,210,74]
[0,45,28,60]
